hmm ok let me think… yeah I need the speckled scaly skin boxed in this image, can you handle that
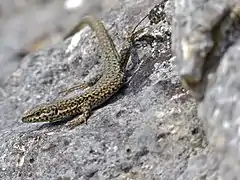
[22,16,131,129]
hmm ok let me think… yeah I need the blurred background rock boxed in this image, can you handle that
[0,0,117,89]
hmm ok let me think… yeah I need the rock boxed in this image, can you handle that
[172,0,240,178]
[0,0,212,179]
[0,0,112,87]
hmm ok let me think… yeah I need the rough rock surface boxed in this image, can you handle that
[0,0,224,179]
[172,0,240,179]
[0,0,115,87]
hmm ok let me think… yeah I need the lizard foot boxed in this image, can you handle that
[67,115,87,129]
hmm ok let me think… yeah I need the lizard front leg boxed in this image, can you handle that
[66,103,91,129]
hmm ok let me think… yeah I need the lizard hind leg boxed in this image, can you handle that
[59,73,103,96]
[58,83,89,96]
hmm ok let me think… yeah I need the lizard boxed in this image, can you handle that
[21,16,134,129]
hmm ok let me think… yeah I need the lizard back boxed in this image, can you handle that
[22,16,128,125]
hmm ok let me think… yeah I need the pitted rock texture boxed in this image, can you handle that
[0,0,224,179]
[172,0,240,179]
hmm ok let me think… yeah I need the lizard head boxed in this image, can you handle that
[22,103,59,123]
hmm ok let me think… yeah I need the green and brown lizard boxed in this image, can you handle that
[21,16,133,129]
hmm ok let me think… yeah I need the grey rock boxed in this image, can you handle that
[0,0,113,87]
[172,0,240,179]
[0,0,214,179]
